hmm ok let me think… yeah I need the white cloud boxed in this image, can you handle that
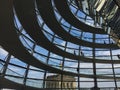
[96,50,110,56]
[27,70,44,79]
[0,47,8,57]
[96,49,120,56]
[61,41,66,46]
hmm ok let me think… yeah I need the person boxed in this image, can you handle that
[75,0,80,9]
[80,50,84,56]
[77,67,79,72]
[117,54,120,59]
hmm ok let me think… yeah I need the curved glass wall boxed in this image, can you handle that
[0,0,120,90]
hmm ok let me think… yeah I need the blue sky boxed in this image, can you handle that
[0,0,120,88]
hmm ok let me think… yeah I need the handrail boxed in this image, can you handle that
[1,0,120,80]
[36,0,119,49]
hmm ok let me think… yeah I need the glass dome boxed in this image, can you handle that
[0,0,120,90]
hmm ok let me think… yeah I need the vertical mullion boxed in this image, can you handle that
[2,54,11,77]
[109,35,117,89]
[93,34,98,89]
[43,32,55,88]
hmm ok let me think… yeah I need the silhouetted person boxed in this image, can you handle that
[117,54,120,59]
[77,67,79,72]
[80,51,84,56]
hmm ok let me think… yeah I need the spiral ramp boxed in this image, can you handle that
[0,0,120,90]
